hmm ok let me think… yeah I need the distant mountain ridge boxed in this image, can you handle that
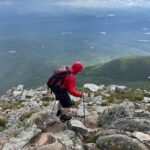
[78,56,150,89]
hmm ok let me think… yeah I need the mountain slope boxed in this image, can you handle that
[77,56,150,89]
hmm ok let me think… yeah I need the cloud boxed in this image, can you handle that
[0,0,150,14]
[56,0,150,8]
[0,0,148,8]
[0,0,60,14]
[0,0,13,6]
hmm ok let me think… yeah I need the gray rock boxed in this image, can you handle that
[143,97,150,104]
[144,90,150,97]
[89,129,127,143]
[0,96,11,104]
[34,90,47,96]
[68,119,88,135]
[32,132,56,147]
[76,105,90,117]
[16,85,24,91]
[28,96,38,102]
[2,127,41,150]
[99,85,106,91]
[145,103,150,111]
[132,131,150,147]
[88,102,94,106]
[93,96,103,105]
[63,130,76,139]
[13,91,22,97]
[135,109,150,118]
[96,106,108,114]
[35,86,46,91]
[147,131,150,135]
[20,90,28,101]
[85,113,98,128]
[75,136,84,149]
[116,85,127,93]
[41,95,52,102]
[84,83,99,92]
[101,92,110,97]
[6,89,13,95]
[112,118,150,133]
[26,89,35,98]
[26,110,56,129]
[107,85,116,93]
[107,85,127,93]
[96,134,148,150]
[6,108,24,129]
[56,130,75,149]
[24,102,40,111]
[98,101,135,127]
[75,144,84,150]
[84,143,99,150]
[35,143,65,150]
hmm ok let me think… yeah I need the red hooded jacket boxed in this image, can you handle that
[63,61,83,97]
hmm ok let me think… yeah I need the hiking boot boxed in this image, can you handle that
[56,110,62,117]
[60,114,72,122]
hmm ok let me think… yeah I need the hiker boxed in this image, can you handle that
[47,61,84,122]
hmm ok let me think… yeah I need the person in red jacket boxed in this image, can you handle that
[54,61,83,122]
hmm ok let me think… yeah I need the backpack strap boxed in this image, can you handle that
[61,67,72,87]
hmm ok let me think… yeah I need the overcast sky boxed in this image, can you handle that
[0,0,150,14]
[56,0,150,8]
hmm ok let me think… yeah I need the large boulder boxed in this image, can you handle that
[55,130,76,149]
[6,109,24,129]
[88,129,127,143]
[99,85,106,91]
[96,134,148,150]
[35,143,65,150]
[107,85,127,93]
[93,96,103,105]
[68,119,88,135]
[25,109,57,130]
[84,84,100,92]
[132,131,150,148]
[33,132,56,146]
[2,127,41,150]
[16,85,24,91]
[85,112,98,128]
[112,118,150,133]
[97,101,135,127]
[96,106,108,114]
[13,91,22,97]
[134,109,150,118]
[143,97,150,104]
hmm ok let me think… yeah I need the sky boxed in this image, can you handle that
[0,0,150,14]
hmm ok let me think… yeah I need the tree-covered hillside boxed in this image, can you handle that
[77,56,150,89]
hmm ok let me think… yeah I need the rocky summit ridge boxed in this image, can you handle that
[0,84,150,150]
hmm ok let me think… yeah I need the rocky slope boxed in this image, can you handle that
[0,84,150,150]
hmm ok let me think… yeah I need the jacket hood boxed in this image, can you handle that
[70,61,83,74]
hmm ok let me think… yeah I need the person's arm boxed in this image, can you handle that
[66,76,82,97]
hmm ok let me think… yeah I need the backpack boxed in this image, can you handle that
[47,66,72,93]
